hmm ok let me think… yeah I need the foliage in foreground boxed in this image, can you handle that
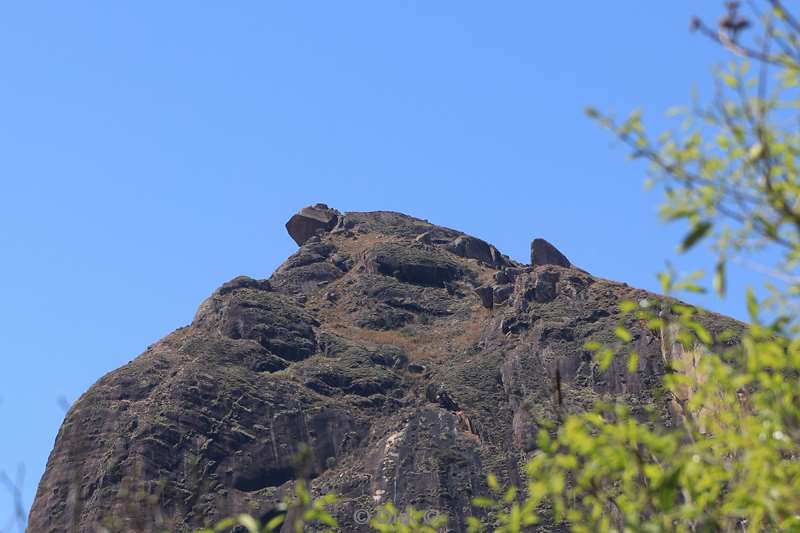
[192,481,448,533]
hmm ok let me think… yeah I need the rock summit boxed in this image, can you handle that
[29,204,737,532]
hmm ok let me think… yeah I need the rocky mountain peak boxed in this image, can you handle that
[284,203,569,271]
[28,204,737,533]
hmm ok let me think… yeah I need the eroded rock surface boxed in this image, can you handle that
[29,205,740,533]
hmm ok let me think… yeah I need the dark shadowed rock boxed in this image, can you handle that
[474,286,493,309]
[494,271,510,284]
[29,206,742,533]
[425,384,461,411]
[531,238,571,268]
[285,203,341,246]
[364,242,462,287]
[493,284,514,305]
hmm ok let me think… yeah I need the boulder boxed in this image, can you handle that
[532,270,561,303]
[493,271,510,284]
[504,267,527,282]
[285,203,341,246]
[474,286,494,309]
[364,243,461,287]
[447,235,505,267]
[425,384,461,412]
[493,284,514,305]
[530,238,571,268]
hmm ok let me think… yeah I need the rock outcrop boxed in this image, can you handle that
[530,237,571,268]
[285,203,341,246]
[28,205,739,533]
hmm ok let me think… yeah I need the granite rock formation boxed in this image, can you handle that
[28,205,738,533]
[530,238,571,268]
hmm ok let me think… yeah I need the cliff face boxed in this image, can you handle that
[28,205,737,532]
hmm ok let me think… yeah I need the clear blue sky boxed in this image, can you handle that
[0,1,756,525]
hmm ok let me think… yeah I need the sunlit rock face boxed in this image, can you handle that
[28,204,739,533]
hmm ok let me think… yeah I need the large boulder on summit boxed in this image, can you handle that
[29,204,742,533]
[530,237,571,268]
[285,203,340,246]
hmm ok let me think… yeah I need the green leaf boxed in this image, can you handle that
[236,514,260,533]
[466,516,483,533]
[679,221,712,252]
[748,142,765,161]
[598,348,615,370]
[658,270,673,294]
[615,326,633,343]
[746,287,759,321]
[503,486,518,503]
[265,514,285,531]
[627,351,639,373]
[213,517,236,531]
[713,260,726,297]
[646,317,663,330]
[689,322,713,345]
[472,496,496,508]
[316,512,338,528]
